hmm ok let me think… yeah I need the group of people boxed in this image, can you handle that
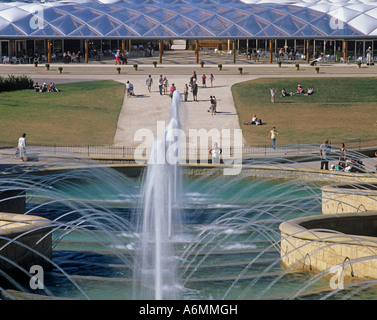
[156,75,178,98]
[124,71,219,115]
[320,141,366,173]
[34,82,59,92]
[272,84,314,100]
[63,51,82,63]
[142,71,215,105]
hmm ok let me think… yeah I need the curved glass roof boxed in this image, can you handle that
[0,0,376,38]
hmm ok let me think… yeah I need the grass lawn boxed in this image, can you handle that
[0,80,125,146]
[232,77,377,146]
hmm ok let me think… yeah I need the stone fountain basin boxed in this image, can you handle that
[280,212,377,279]
[0,213,52,274]
[322,183,377,215]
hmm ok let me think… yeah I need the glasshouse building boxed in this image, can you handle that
[1,0,377,64]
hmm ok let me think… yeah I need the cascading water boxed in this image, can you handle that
[2,92,377,299]
[133,91,183,300]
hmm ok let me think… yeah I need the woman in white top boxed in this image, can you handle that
[17,133,26,161]
[209,143,222,164]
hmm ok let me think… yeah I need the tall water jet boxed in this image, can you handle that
[133,91,183,300]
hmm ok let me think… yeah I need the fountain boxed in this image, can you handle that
[2,91,377,300]
[133,91,183,300]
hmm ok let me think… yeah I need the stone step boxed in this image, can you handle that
[171,39,186,50]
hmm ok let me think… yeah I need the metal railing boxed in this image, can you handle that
[6,138,375,161]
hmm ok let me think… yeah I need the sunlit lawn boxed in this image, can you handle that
[232,77,377,146]
[0,80,125,146]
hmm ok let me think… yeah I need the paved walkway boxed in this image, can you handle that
[112,71,244,149]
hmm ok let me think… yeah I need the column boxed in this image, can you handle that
[159,40,163,64]
[269,39,273,63]
[343,40,347,62]
[306,40,310,63]
[122,39,126,57]
[195,39,199,64]
[47,39,51,63]
[232,40,236,64]
[85,39,88,63]
[10,40,14,57]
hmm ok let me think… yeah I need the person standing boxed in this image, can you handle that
[17,133,26,161]
[366,46,372,65]
[158,75,163,95]
[210,73,215,87]
[202,74,207,88]
[192,80,198,101]
[268,126,278,149]
[146,75,153,93]
[209,142,222,164]
[270,88,275,103]
[126,81,131,98]
[183,84,189,101]
[163,77,169,95]
[319,139,331,170]
[339,143,347,162]
[170,83,176,99]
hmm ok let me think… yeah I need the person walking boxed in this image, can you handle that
[319,139,331,170]
[268,126,278,149]
[146,75,153,93]
[115,50,121,65]
[17,133,26,161]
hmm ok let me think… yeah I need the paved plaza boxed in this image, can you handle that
[1,49,377,171]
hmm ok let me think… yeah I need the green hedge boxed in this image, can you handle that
[0,75,34,92]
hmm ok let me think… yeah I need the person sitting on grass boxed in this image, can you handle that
[244,114,257,125]
[297,84,304,94]
[281,88,287,97]
[304,88,314,96]
[49,82,59,92]
[34,82,41,92]
[244,114,262,125]
[41,82,48,92]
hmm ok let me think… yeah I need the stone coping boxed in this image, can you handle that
[0,213,51,235]
[279,212,377,248]
[322,183,377,195]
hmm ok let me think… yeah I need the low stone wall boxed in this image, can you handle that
[280,212,377,279]
[0,189,25,214]
[0,213,52,275]
[322,183,377,214]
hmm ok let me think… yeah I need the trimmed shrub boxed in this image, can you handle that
[0,75,34,93]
